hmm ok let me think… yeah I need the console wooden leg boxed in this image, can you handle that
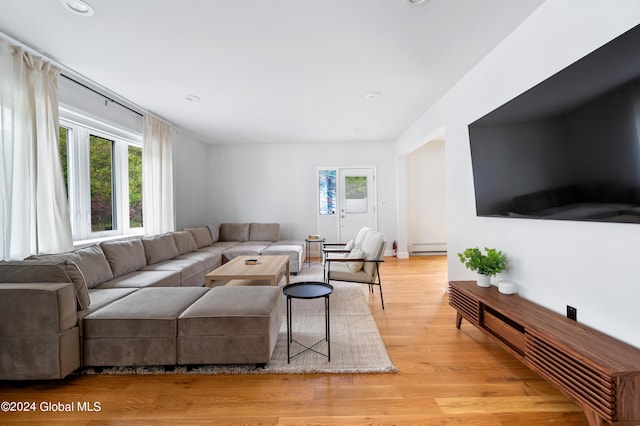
[456,312,463,329]
[583,408,605,426]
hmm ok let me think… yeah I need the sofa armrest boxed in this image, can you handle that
[0,282,80,380]
[0,282,77,334]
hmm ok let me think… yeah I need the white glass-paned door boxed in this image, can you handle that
[338,168,376,242]
[317,167,377,244]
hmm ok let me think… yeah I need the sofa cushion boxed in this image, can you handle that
[94,270,180,289]
[177,251,222,273]
[173,231,198,255]
[260,243,304,274]
[59,261,91,309]
[210,241,241,251]
[207,223,220,243]
[82,288,138,318]
[219,223,250,242]
[27,245,114,290]
[100,239,147,277]
[78,288,139,336]
[71,245,115,289]
[222,243,271,262]
[0,282,77,335]
[249,223,279,242]
[143,258,203,283]
[0,260,90,309]
[186,227,213,248]
[142,233,179,265]
[83,287,209,338]
[0,260,70,283]
[178,286,281,335]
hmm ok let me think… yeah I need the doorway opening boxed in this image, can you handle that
[406,139,447,255]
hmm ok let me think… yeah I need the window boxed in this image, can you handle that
[59,126,69,197]
[344,175,368,214]
[59,114,143,242]
[318,169,337,215]
[128,145,143,228]
[90,134,114,232]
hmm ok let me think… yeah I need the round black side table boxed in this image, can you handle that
[282,281,333,363]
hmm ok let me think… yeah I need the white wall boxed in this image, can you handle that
[406,139,447,252]
[173,130,210,230]
[205,142,397,245]
[395,1,640,348]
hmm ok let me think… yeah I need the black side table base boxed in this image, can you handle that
[287,337,329,362]
[284,282,332,364]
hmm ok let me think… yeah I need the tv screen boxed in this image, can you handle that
[468,23,640,224]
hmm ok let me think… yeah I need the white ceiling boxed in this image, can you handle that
[0,0,544,144]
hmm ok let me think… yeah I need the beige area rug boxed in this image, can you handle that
[82,263,397,375]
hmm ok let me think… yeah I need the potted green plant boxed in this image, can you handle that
[458,247,507,287]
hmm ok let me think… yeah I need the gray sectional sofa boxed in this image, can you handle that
[204,222,304,273]
[0,223,303,380]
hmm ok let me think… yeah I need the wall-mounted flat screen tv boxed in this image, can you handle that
[468,23,640,224]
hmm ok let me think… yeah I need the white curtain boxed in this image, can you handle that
[0,39,73,260]
[142,114,174,235]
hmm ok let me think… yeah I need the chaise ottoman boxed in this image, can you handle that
[261,241,304,274]
[82,287,209,366]
[177,286,283,366]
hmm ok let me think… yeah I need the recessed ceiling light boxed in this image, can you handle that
[404,0,429,7]
[365,91,381,100]
[185,95,200,102]
[60,0,95,16]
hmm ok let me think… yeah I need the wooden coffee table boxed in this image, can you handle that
[205,255,290,287]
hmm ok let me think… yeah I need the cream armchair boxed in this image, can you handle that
[322,226,371,258]
[324,231,386,309]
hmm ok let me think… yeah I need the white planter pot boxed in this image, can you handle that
[476,273,491,287]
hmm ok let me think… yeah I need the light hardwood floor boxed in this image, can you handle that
[0,256,589,425]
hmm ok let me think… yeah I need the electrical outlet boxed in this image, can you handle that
[567,305,577,321]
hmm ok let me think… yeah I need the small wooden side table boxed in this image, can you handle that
[305,237,326,267]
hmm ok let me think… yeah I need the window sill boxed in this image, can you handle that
[73,230,144,249]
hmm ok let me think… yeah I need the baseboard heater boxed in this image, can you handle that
[410,243,447,253]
